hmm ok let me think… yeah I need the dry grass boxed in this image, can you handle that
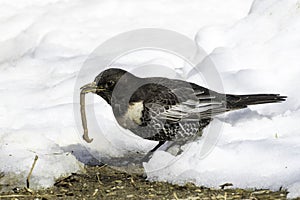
[0,165,292,200]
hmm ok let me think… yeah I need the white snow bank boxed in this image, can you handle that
[0,132,83,188]
[0,0,252,191]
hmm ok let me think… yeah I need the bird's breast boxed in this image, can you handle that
[126,101,144,125]
[116,101,144,128]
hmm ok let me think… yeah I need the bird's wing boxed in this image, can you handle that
[143,84,228,123]
[148,99,227,122]
[129,79,228,123]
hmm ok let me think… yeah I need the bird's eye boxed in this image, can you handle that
[106,80,114,87]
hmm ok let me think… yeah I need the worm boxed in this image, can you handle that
[80,82,97,143]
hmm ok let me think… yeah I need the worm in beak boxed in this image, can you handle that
[80,82,105,143]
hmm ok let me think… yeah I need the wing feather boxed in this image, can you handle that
[147,99,227,123]
[132,80,228,124]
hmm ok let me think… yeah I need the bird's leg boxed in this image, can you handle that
[141,141,166,163]
[150,141,166,152]
[165,132,203,156]
[164,140,188,156]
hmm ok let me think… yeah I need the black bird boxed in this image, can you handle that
[80,68,286,158]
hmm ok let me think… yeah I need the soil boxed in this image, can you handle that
[0,165,294,200]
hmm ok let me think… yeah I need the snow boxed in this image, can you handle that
[0,0,299,198]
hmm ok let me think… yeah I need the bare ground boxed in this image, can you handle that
[0,165,294,200]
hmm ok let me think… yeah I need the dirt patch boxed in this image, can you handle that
[0,165,291,199]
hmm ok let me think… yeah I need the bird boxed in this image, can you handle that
[80,68,286,159]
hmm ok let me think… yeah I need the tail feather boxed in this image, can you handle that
[226,94,287,109]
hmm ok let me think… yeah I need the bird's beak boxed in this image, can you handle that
[80,82,105,94]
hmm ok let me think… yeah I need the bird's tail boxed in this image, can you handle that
[226,94,287,109]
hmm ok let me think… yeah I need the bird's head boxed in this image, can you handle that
[80,68,131,104]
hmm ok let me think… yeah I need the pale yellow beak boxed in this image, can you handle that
[80,82,105,93]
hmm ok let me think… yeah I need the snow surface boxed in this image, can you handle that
[0,0,299,198]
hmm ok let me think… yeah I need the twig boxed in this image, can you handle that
[173,192,179,200]
[26,155,38,188]
[24,187,34,194]
[92,188,99,196]
[98,164,107,170]
[96,173,103,185]
[130,176,138,189]
[220,183,233,189]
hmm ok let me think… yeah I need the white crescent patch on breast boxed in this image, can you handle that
[125,101,144,125]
